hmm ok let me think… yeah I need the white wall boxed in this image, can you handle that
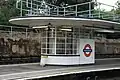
[79,39,95,64]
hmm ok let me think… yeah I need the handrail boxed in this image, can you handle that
[64,1,93,8]
[16,0,119,22]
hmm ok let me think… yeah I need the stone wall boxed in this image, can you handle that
[95,39,120,55]
[0,31,41,57]
[0,30,120,57]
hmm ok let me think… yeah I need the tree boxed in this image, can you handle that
[114,0,120,15]
[46,0,94,16]
[0,0,19,25]
[0,0,94,25]
[0,0,7,8]
[47,0,93,11]
[46,0,92,6]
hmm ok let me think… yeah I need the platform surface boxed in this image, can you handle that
[0,58,120,80]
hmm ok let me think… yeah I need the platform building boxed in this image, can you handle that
[9,0,120,65]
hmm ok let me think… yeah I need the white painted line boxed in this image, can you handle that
[9,17,120,25]
[96,58,120,61]
[0,62,39,67]
[0,67,71,77]
[0,58,119,67]
[18,66,120,80]
[0,63,120,80]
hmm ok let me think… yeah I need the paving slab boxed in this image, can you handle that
[0,58,120,80]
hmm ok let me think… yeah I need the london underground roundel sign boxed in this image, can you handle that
[83,44,92,57]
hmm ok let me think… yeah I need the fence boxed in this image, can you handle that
[0,25,41,64]
[16,0,120,22]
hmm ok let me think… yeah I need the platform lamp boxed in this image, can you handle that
[32,25,48,33]
[32,26,48,29]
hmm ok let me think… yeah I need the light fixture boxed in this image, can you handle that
[32,26,48,29]
[60,28,72,31]
[85,27,101,30]
[95,29,115,33]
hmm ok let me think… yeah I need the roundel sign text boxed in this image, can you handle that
[83,44,92,57]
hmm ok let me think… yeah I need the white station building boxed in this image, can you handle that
[9,0,120,65]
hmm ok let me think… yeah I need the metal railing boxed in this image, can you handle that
[16,0,120,22]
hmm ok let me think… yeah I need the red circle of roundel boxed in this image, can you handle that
[83,44,92,57]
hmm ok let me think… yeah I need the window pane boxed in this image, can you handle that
[56,49,65,54]
[56,44,65,48]
[41,44,46,48]
[47,49,55,54]
[66,50,72,54]
[41,49,46,54]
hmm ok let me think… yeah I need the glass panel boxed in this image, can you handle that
[47,49,55,54]
[66,44,72,49]
[56,49,65,54]
[57,31,65,37]
[67,38,72,43]
[66,50,72,54]
[41,31,47,37]
[41,44,46,48]
[48,43,55,48]
[56,44,65,48]
[48,30,55,37]
[40,27,83,55]
[57,37,65,43]
[74,43,77,50]
[74,50,77,54]
[41,38,47,42]
[48,37,55,42]
[67,32,72,37]
[41,49,46,54]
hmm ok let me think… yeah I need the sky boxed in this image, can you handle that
[97,0,118,11]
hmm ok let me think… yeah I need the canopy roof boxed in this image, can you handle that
[9,16,120,30]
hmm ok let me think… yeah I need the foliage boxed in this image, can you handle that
[0,0,19,25]
[115,0,120,15]
[46,0,92,6]
[0,0,93,25]
[46,0,93,11]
